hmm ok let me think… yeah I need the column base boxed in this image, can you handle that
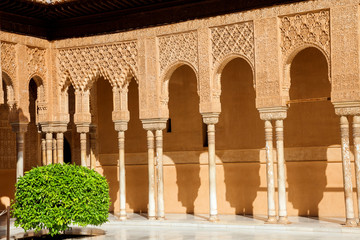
[278,216,290,224]
[156,216,165,221]
[265,216,277,224]
[148,216,156,220]
[345,218,357,227]
[118,214,127,221]
[208,215,219,222]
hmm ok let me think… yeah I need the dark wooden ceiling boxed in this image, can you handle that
[0,0,306,40]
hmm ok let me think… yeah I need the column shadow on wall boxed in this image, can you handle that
[285,47,337,218]
[174,154,201,215]
[216,58,262,216]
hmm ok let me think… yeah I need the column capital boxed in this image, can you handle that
[10,122,28,133]
[333,101,360,116]
[76,123,90,133]
[114,120,128,132]
[258,106,287,121]
[40,121,68,133]
[141,118,167,131]
[202,112,220,125]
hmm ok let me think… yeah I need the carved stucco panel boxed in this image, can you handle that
[1,42,16,83]
[280,10,330,60]
[26,47,47,80]
[211,21,254,68]
[158,31,198,76]
[58,41,138,91]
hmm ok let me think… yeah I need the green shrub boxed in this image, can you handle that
[11,163,110,236]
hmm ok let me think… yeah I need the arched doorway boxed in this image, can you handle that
[63,137,71,164]
[64,83,80,165]
[163,65,202,213]
[25,78,41,170]
[285,47,339,217]
[216,58,262,215]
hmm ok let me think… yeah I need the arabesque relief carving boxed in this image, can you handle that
[27,47,47,80]
[280,10,330,60]
[158,31,198,75]
[58,41,138,90]
[211,21,254,68]
[1,42,16,82]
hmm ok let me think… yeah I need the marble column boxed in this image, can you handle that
[353,115,360,224]
[46,132,53,165]
[147,130,156,220]
[57,133,64,164]
[203,113,219,222]
[340,115,356,226]
[80,132,87,167]
[207,123,218,221]
[118,130,126,220]
[41,137,46,166]
[89,130,97,169]
[16,131,25,181]
[155,129,165,220]
[275,119,288,224]
[52,138,57,164]
[264,120,276,223]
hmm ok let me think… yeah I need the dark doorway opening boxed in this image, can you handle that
[64,137,71,164]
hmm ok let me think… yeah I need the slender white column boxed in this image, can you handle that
[52,138,57,164]
[57,133,64,164]
[275,119,288,224]
[207,124,218,221]
[265,120,276,223]
[80,132,87,167]
[16,132,25,181]
[353,115,360,224]
[340,115,356,226]
[155,129,165,220]
[118,131,127,220]
[90,131,97,169]
[41,137,46,166]
[147,130,156,220]
[46,132,53,165]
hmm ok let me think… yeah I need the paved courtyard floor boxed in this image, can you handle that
[7,213,360,240]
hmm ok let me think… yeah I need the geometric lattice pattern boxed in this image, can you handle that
[158,31,198,75]
[58,41,138,90]
[280,10,330,59]
[211,21,254,68]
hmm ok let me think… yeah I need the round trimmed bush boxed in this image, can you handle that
[11,163,110,236]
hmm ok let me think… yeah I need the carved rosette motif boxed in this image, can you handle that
[280,10,330,60]
[158,31,198,76]
[58,41,138,90]
[211,21,254,68]
[27,47,47,80]
[1,42,16,82]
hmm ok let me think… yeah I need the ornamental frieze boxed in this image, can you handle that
[58,41,138,90]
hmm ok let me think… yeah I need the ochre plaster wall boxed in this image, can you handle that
[91,56,352,218]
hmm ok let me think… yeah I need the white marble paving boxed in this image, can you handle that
[7,214,360,240]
